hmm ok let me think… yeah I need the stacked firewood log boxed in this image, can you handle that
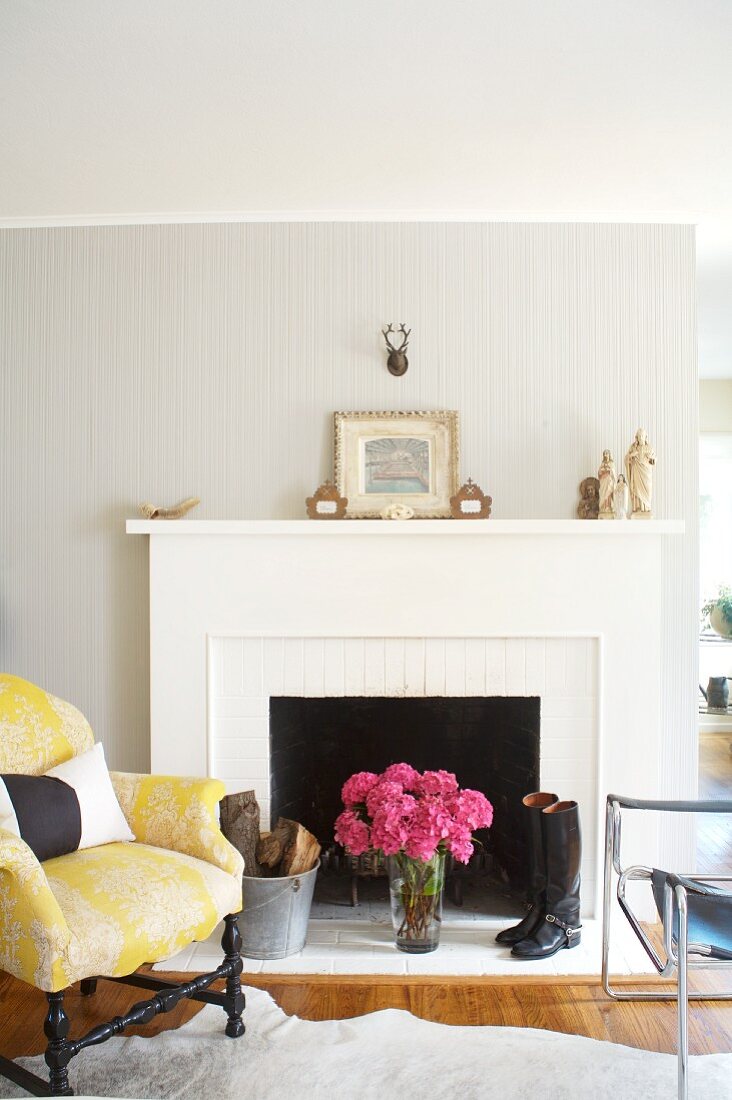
[220,791,321,877]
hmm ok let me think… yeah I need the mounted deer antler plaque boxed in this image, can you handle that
[450,478,492,519]
[381,323,411,376]
[306,480,348,519]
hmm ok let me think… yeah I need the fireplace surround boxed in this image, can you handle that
[128,517,685,923]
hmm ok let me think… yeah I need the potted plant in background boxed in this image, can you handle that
[702,585,732,639]
[335,763,493,953]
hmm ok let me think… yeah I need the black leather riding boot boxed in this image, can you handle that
[495,791,559,946]
[511,799,582,959]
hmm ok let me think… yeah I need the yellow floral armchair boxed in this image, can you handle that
[0,674,245,1098]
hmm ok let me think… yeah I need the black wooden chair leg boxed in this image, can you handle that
[221,914,245,1038]
[44,991,74,1096]
[0,942,249,1098]
[79,978,97,997]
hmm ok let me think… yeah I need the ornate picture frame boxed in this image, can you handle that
[334,411,459,519]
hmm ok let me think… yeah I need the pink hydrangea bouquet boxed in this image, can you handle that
[335,764,493,952]
[335,762,493,864]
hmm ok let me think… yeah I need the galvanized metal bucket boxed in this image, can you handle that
[238,860,319,960]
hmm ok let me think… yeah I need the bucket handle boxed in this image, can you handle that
[241,877,301,913]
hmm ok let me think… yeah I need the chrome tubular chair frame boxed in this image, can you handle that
[601,794,732,1100]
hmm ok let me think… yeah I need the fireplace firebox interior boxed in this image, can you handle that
[269,696,540,914]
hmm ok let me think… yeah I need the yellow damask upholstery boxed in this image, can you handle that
[0,673,94,774]
[110,772,243,877]
[0,674,243,993]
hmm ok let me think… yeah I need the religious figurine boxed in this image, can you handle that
[614,473,629,520]
[597,450,616,520]
[624,428,656,518]
[577,477,600,519]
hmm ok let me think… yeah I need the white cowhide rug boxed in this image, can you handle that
[5,985,732,1100]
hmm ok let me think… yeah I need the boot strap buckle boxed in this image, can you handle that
[545,914,582,936]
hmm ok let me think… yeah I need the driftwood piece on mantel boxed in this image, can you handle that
[220,790,261,877]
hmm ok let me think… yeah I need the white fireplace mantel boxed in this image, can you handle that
[127,519,684,536]
[126,517,685,785]
[128,516,685,920]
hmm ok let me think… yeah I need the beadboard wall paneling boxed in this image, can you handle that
[0,224,697,809]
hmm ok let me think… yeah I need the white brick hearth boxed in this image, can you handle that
[209,634,599,913]
[156,914,655,978]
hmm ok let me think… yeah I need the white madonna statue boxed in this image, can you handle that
[598,450,616,519]
[624,428,656,517]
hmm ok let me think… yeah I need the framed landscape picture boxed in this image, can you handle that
[334,411,459,518]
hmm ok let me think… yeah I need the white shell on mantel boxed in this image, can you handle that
[380,503,415,520]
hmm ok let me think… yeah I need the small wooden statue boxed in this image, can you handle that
[577,477,600,519]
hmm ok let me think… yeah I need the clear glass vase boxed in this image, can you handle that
[387,851,445,953]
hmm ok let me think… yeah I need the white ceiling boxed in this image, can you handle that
[1,0,730,376]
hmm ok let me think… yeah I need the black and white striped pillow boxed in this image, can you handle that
[0,743,134,862]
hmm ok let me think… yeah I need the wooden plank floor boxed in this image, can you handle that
[2,735,731,1062]
[1,970,732,1060]
[698,732,732,873]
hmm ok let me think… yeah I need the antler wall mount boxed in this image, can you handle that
[382,323,411,376]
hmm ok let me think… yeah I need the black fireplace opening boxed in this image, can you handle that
[269,696,540,916]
